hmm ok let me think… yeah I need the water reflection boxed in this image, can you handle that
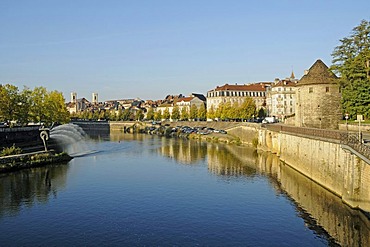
[143,134,370,247]
[0,164,69,217]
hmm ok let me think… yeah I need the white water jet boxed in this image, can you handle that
[50,123,93,157]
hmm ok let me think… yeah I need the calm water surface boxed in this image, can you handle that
[0,132,368,246]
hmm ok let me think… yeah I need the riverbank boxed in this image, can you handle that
[0,151,72,173]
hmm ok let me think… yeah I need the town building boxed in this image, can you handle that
[295,59,341,129]
[206,82,271,112]
[156,93,206,120]
[266,73,298,121]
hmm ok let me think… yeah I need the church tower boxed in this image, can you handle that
[71,92,77,103]
[92,93,98,104]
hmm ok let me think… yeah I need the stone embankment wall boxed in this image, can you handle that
[258,127,370,213]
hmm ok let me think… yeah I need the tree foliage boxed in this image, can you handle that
[210,98,256,121]
[163,108,171,120]
[189,104,198,120]
[197,103,206,121]
[171,105,180,121]
[331,19,370,119]
[0,84,69,126]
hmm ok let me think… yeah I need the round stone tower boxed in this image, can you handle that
[295,60,341,129]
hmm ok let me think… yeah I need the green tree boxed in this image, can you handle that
[163,108,171,120]
[154,110,162,121]
[0,84,21,123]
[180,107,189,121]
[197,103,206,121]
[135,109,144,121]
[207,105,215,120]
[171,105,180,121]
[331,19,370,119]
[189,104,198,120]
[146,108,154,120]
[43,90,70,125]
[122,109,131,121]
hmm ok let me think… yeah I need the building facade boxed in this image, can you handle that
[206,83,270,112]
[266,76,298,120]
[295,60,341,129]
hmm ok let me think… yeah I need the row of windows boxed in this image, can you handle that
[276,87,294,92]
[207,91,266,97]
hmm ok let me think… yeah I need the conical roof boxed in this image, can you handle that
[298,59,338,85]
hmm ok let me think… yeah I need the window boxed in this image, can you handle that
[309,87,313,93]
[326,87,329,92]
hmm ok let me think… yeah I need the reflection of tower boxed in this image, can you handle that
[92,93,98,104]
[71,92,77,103]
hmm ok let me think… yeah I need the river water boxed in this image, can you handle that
[0,131,369,246]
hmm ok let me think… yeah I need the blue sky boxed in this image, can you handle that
[1,0,369,102]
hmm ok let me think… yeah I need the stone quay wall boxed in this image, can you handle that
[258,127,370,213]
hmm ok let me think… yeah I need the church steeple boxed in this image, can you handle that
[290,70,295,79]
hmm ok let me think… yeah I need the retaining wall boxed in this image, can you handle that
[258,127,370,213]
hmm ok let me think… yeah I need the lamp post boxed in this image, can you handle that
[355,115,364,143]
[345,113,349,131]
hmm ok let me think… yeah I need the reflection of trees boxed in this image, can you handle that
[207,144,257,177]
[158,138,208,165]
[0,164,69,218]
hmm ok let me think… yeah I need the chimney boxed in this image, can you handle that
[304,70,309,75]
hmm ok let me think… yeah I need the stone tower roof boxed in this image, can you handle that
[298,59,338,85]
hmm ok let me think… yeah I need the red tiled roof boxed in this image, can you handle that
[272,80,297,88]
[175,97,193,103]
[211,83,269,92]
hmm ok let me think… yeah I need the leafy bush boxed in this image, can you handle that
[0,145,22,157]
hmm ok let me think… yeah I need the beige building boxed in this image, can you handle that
[295,59,341,129]
[206,82,270,112]
[266,75,298,120]
[156,94,206,120]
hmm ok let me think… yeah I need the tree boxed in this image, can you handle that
[0,84,21,123]
[135,109,144,121]
[146,108,155,120]
[154,110,162,121]
[43,90,69,125]
[189,104,198,120]
[171,105,180,121]
[122,109,131,121]
[163,108,171,120]
[207,105,216,120]
[239,97,256,120]
[331,19,370,119]
[180,107,189,121]
[197,104,206,121]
